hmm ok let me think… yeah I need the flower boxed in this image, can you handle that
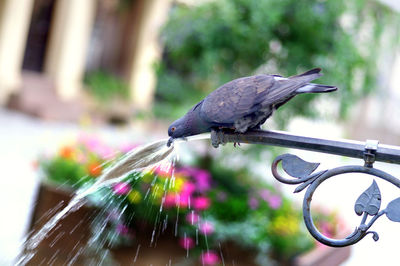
[154,164,173,177]
[193,169,211,192]
[163,193,177,208]
[128,190,142,204]
[177,194,189,208]
[200,250,220,265]
[176,167,211,192]
[248,197,259,210]
[59,146,74,159]
[259,189,271,201]
[259,189,282,209]
[185,212,200,225]
[151,184,164,199]
[120,143,139,154]
[116,224,130,235]
[193,196,211,210]
[181,182,196,196]
[199,221,214,235]
[270,215,300,236]
[113,182,131,195]
[173,176,186,192]
[87,162,102,177]
[179,237,195,249]
[78,135,114,159]
[267,195,282,209]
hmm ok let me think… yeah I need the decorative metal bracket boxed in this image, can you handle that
[211,129,400,247]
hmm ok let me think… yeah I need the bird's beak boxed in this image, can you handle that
[167,137,174,147]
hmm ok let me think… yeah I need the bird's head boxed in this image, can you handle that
[167,117,188,147]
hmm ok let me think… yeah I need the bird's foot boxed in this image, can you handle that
[233,142,241,148]
[211,128,226,148]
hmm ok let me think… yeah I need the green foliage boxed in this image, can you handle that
[84,70,129,102]
[41,157,89,187]
[155,0,399,126]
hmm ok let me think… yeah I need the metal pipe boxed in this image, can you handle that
[212,129,400,164]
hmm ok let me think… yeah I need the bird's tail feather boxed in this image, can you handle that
[289,68,323,83]
[296,83,337,94]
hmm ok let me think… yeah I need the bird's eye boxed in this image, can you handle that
[171,127,176,132]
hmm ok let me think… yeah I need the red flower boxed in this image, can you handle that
[59,146,74,159]
[88,162,102,177]
[163,193,177,208]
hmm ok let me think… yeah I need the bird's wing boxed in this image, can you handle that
[200,69,323,124]
[199,75,275,124]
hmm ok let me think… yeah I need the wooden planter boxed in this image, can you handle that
[24,184,351,265]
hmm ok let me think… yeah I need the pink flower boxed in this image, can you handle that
[186,212,200,225]
[193,170,211,192]
[320,221,334,238]
[179,237,195,249]
[163,194,177,208]
[154,164,173,177]
[113,182,131,195]
[120,143,139,153]
[116,224,130,235]
[267,195,282,209]
[181,182,196,196]
[177,194,189,208]
[248,197,259,210]
[193,196,211,210]
[259,189,271,201]
[200,250,220,265]
[78,134,114,159]
[199,221,214,235]
[176,167,212,192]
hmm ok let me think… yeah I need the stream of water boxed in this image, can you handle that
[17,134,211,265]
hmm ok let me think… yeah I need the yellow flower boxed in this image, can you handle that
[151,184,164,199]
[171,176,185,192]
[128,190,142,204]
[269,215,300,236]
[142,172,154,183]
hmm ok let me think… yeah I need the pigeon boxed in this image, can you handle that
[167,68,337,146]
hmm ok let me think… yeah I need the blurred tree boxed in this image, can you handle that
[154,0,399,128]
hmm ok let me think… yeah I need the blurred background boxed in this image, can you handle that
[0,0,400,265]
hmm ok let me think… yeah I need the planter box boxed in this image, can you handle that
[25,184,351,265]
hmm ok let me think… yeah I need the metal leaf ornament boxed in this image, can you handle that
[281,154,320,179]
[354,180,381,216]
[386,197,400,222]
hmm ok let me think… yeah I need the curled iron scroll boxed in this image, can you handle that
[271,154,400,247]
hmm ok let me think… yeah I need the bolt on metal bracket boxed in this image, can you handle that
[364,139,379,168]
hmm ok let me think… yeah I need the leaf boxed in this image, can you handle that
[354,180,381,216]
[281,154,320,179]
[385,197,400,222]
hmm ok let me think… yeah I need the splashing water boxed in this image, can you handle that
[17,137,190,265]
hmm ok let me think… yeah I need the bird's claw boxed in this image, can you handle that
[211,129,226,148]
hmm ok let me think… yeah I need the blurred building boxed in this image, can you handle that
[0,0,171,120]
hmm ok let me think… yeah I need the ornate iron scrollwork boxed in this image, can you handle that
[210,129,400,247]
[271,153,400,247]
